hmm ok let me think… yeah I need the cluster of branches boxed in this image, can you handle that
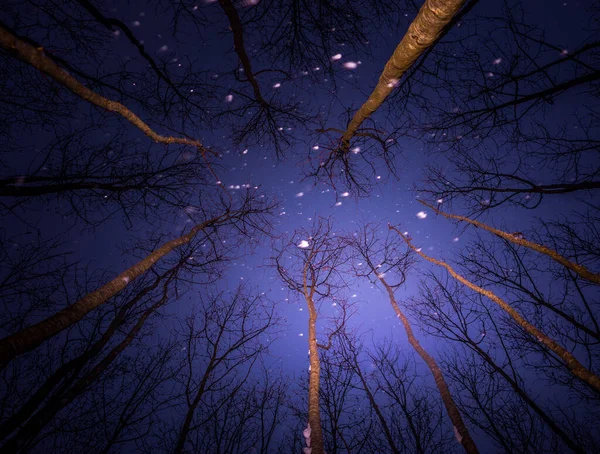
[0,0,598,452]
[271,204,598,454]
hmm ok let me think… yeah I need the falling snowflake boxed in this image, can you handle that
[298,240,310,248]
[343,61,358,69]
[296,192,304,197]
[331,53,342,61]
[341,192,349,197]
[298,333,304,336]
[335,201,342,206]
[303,424,311,439]
[492,58,502,65]
[351,147,360,154]
[158,45,168,52]
[454,426,463,443]
[436,198,443,204]
[416,211,427,219]
[273,83,281,88]
[225,94,233,102]
[452,237,459,242]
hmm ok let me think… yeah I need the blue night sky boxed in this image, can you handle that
[0,0,598,453]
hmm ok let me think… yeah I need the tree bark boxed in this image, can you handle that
[341,0,466,147]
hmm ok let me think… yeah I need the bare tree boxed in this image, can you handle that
[411,272,595,452]
[169,286,281,454]
[345,223,479,454]
[391,221,600,393]
[309,0,468,193]
[406,2,600,214]
[367,339,459,453]
[0,189,275,366]
[274,217,352,454]
[0,259,183,452]
[0,125,218,229]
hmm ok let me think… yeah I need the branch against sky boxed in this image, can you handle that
[309,0,468,194]
[418,200,600,285]
[390,224,600,394]
[0,24,214,158]
[171,286,279,454]
[0,270,179,453]
[340,0,467,147]
[0,190,276,366]
[411,273,590,452]
[273,217,350,454]
[346,224,479,454]
[410,5,600,215]
[0,125,217,229]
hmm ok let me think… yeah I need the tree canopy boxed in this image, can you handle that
[0,0,598,453]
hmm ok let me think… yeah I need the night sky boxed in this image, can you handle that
[0,0,599,453]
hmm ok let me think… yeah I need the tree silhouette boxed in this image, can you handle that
[346,224,479,454]
[1,0,598,451]
[274,217,352,454]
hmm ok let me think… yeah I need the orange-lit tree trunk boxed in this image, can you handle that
[390,224,600,394]
[0,275,175,453]
[340,0,466,148]
[347,224,478,454]
[274,218,349,454]
[0,195,272,366]
[0,25,211,156]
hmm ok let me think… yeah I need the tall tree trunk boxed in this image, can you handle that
[341,0,466,148]
[0,213,230,366]
[391,224,600,394]
[377,273,479,454]
[0,25,211,156]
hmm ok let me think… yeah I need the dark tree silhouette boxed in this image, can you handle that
[169,286,281,454]
[0,0,598,451]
